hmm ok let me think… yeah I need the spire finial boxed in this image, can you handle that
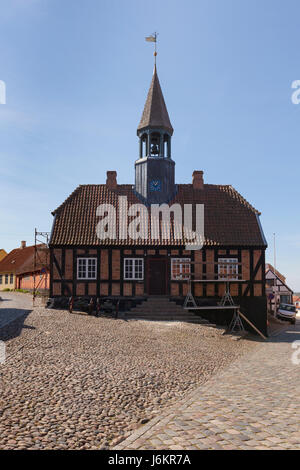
[145,32,158,66]
[137,41,173,136]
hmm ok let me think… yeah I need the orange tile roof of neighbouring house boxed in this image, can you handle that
[0,246,36,274]
[16,245,49,275]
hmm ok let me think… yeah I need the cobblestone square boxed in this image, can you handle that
[116,320,300,450]
[0,293,257,450]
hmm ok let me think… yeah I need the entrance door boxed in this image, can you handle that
[147,258,167,295]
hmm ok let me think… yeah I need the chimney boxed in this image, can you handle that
[192,171,204,190]
[106,171,117,190]
[21,241,26,249]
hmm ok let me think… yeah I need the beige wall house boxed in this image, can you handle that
[0,242,32,290]
[0,249,7,263]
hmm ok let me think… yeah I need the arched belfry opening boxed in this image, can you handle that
[135,65,176,204]
[150,132,160,156]
[139,133,148,158]
[163,133,171,158]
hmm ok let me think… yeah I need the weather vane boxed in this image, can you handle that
[145,32,158,65]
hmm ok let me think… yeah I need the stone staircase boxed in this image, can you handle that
[126,296,210,324]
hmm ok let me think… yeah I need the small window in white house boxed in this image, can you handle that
[10,274,13,284]
[0,275,2,284]
[77,258,97,280]
[5,274,9,284]
[218,258,239,280]
[171,258,191,280]
[280,295,290,304]
[124,258,144,280]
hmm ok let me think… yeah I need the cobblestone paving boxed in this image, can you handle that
[0,292,32,329]
[115,320,300,450]
[0,294,257,450]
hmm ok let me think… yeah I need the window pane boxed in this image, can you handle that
[136,259,143,279]
[124,258,143,280]
[172,258,190,280]
[124,259,133,279]
[218,258,238,280]
[77,258,96,279]
[78,258,86,279]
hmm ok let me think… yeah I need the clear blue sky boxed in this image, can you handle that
[0,0,299,290]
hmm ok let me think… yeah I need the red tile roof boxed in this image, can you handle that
[50,184,266,247]
[16,245,49,275]
[0,245,49,275]
[0,246,35,274]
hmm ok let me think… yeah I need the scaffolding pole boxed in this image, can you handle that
[33,229,50,306]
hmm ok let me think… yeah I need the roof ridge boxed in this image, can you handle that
[52,185,83,216]
[75,183,133,187]
[223,185,261,215]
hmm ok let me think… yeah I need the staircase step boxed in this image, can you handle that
[127,313,201,318]
[131,308,185,313]
[126,298,210,323]
[126,316,207,323]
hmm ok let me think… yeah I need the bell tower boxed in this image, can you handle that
[135,64,176,204]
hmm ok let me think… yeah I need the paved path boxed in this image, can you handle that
[115,320,300,450]
[0,292,32,329]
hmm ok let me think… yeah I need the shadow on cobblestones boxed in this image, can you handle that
[267,323,300,343]
[0,311,33,342]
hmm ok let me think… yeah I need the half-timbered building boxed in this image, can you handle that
[265,263,293,313]
[49,64,268,334]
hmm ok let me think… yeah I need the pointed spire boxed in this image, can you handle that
[137,65,173,135]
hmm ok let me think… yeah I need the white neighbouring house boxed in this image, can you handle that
[293,295,300,313]
[265,263,293,314]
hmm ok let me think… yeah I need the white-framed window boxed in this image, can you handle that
[218,258,239,280]
[171,258,191,280]
[5,274,9,284]
[77,258,97,280]
[124,258,144,280]
[10,274,13,284]
[0,275,2,285]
